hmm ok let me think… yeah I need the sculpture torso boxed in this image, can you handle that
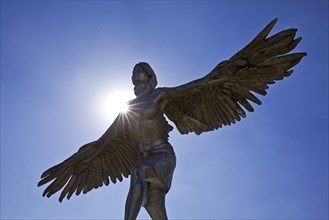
[127,88,168,146]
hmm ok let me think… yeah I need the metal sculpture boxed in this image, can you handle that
[38,18,306,219]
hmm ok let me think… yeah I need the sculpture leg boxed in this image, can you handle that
[124,164,157,220]
[145,187,168,220]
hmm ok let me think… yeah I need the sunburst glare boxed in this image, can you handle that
[98,89,134,121]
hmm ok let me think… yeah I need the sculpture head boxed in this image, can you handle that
[132,62,158,90]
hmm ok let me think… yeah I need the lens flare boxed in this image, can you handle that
[98,90,133,121]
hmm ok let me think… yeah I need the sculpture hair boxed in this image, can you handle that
[133,62,158,89]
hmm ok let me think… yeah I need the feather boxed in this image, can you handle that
[59,175,77,202]
[231,18,278,60]
[75,173,85,196]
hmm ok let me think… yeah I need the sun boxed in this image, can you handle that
[98,90,134,121]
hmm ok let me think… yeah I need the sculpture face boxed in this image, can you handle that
[132,67,152,97]
[132,62,158,90]
[132,67,148,86]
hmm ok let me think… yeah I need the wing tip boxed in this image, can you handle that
[263,18,279,36]
[300,51,308,57]
[37,181,43,187]
[270,18,279,26]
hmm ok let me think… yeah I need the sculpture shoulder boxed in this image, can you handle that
[154,86,188,102]
[154,87,167,96]
[153,87,171,106]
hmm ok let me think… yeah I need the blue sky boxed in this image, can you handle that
[1,1,328,219]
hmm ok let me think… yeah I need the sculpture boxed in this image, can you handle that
[38,18,306,219]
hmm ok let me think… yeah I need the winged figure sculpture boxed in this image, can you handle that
[38,18,306,220]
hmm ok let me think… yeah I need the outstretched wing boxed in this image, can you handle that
[38,113,136,202]
[164,18,307,135]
